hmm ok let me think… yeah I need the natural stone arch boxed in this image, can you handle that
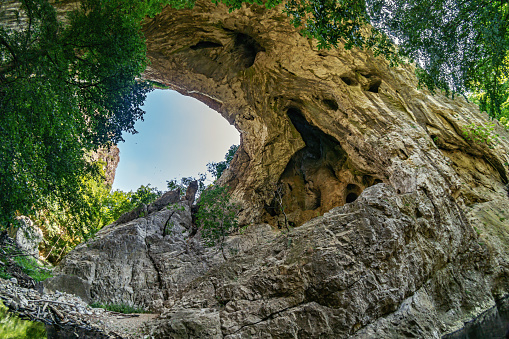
[28,2,509,337]
[142,0,509,228]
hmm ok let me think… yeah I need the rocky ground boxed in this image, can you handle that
[0,277,158,338]
[0,230,158,339]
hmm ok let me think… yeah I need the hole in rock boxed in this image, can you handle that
[190,41,223,50]
[367,79,382,93]
[341,77,355,86]
[346,193,358,203]
[265,105,373,227]
[233,32,265,69]
[112,89,240,192]
[345,183,362,203]
[322,98,339,111]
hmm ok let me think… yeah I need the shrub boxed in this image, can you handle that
[207,145,239,180]
[196,185,240,260]
[462,122,499,147]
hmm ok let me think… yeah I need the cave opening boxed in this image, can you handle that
[112,89,240,192]
[346,193,358,203]
[265,106,349,226]
[262,106,385,227]
[233,32,265,69]
[345,184,361,203]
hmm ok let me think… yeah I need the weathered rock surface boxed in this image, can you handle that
[142,1,509,228]
[8,216,44,258]
[22,0,509,337]
[133,1,509,336]
[142,184,502,338]
[50,189,277,311]
[89,146,121,187]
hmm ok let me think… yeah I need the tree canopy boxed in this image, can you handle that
[367,0,509,118]
[0,0,157,226]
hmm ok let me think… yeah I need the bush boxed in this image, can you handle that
[167,174,206,198]
[207,145,238,181]
[196,185,240,260]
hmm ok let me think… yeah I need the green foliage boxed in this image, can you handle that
[164,221,175,235]
[207,145,239,181]
[12,256,53,282]
[285,0,398,62]
[167,203,185,212]
[167,174,206,197]
[37,179,161,264]
[470,72,509,120]
[499,116,509,130]
[0,301,47,339]
[0,236,52,282]
[462,122,500,147]
[129,184,162,208]
[0,269,10,280]
[0,0,154,229]
[89,302,146,314]
[367,0,509,117]
[196,185,240,260]
[205,0,508,117]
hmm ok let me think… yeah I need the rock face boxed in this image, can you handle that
[45,0,509,337]
[89,146,120,187]
[145,184,500,338]
[142,1,509,231]
[8,216,43,258]
[51,189,278,311]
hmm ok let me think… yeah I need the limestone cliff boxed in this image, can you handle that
[37,0,509,338]
[142,1,509,229]
[89,146,120,187]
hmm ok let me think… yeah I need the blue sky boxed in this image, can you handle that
[112,89,240,192]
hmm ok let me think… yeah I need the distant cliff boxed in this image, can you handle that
[89,146,120,187]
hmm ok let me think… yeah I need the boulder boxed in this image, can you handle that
[9,216,43,258]
[43,274,92,304]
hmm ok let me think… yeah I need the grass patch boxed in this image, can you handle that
[0,233,53,282]
[12,256,52,282]
[0,267,11,280]
[89,302,146,314]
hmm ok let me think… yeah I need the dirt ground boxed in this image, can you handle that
[89,312,160,338]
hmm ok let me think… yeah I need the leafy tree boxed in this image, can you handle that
[207,144,239,181]
[367,0,509,118]
[129,184,163,207]
[38,180,162,264]
[0,0,155,228]
[196,185,240,260]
